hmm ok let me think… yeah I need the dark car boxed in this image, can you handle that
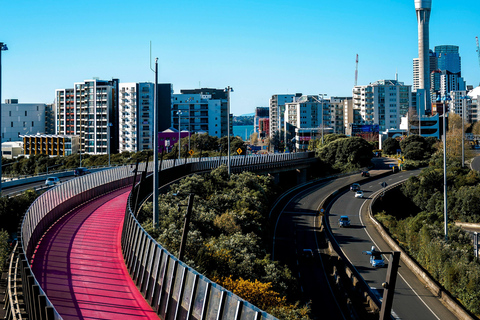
[74,167,91,176]
[361,171,370,177]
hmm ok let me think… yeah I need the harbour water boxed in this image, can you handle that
[232,125,254,141]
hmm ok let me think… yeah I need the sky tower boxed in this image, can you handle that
[415,0,432,114]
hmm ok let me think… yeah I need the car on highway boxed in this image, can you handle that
[338,215,351,227]
[74,167,91,176]
[354,190,364,198]
[45,177,60,186]
[361,171,370,177]
[350,183,360,191]
[366,246,385,268]
[300,249,314,262]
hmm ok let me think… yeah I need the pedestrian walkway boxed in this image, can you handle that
[31,188,159,320]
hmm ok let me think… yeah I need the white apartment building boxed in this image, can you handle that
[172,88,228,138]
[352,80,411,132]
[56,79,118,155]
[269,94,301,138]
[119,82,154,152]
[1,99,46,142]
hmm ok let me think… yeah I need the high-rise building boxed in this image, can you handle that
[415,0,432,114]
[254,107,269,137]
[352,80,412,132]
[269,94,302,138]
[1,99,47,142]
[172,88,229,138]
[55,79,119,155]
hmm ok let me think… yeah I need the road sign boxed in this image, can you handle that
[381,182,387,188]
[188,150,194,156]
[319,208,325,216]
[237,148,243,154]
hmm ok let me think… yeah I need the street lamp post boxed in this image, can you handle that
[318,93,327,145]
[0,42,8,195]
[224,86,234,175]
[107,122,113,166]
[437,94,451,241]
[460,95,471,168]
[177,111,183,161]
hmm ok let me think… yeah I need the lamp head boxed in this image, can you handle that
[0,43,7,51]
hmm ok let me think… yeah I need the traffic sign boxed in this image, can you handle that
[237,148,243,154]
[189,150,194,156]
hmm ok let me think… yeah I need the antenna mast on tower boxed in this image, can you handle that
[355,54,359,86]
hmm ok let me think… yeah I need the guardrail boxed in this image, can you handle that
[368,181,476,320]
[319,171,393,318]
[6,152,315,320]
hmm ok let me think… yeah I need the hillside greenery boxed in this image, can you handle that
[138,166,311,319]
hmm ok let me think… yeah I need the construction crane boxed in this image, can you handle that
[354,54,359,86]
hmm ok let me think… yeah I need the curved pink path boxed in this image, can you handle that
[31,188,159,320]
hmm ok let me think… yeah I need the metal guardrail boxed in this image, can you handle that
[6,152,315,319]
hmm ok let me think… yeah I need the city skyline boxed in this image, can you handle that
[1,0,479,115]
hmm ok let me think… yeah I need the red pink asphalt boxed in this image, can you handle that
[31,188,159,320]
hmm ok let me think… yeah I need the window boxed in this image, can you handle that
[25,111,27,116]
[32,121,34,127]
[11,122,13,127]
[8,111,11,116]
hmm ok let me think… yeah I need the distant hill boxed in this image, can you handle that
[233,115,254,125]
[237,112,255,117]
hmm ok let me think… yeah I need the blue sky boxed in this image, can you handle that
[1,0,479,115]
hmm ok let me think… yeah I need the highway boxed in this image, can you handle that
[327,170,458,319]
[273,158,460,319]
[272,158,395,319]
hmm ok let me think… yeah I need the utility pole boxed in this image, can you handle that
[0,42,8,195]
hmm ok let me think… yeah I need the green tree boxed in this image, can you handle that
[317,136,373,172]
[382,137,400,155]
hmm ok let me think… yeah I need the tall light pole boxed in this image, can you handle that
[0,42,8,195]
[177,111,183,161]
[460,95,471,168]
[318,93,327,145]
[224,86,233,175]
[151,55,159,227]
[107,122,112,166]
[437,93,451,241]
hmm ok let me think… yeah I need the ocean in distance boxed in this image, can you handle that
[232,125,254,141]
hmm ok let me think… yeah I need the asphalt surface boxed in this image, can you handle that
[328,170,458,320]
[272,157,396,319]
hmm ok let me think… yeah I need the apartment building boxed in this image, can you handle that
[352,80,412,132]
[1,99,46,142]
[172,88,229,138]
[254,107,269,136]
[22,134,80,157]
[55,79,119,155]
[269,94,302,138]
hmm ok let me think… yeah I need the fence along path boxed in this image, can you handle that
[31,187,159,319]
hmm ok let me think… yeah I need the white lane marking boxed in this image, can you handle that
[359,189,441,320]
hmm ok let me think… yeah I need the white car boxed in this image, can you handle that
[355,190,364,198]
[45,177,60,186]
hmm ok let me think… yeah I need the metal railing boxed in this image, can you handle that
[6,152,315,320]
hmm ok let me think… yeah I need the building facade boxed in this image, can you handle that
[1,99,46,143]
[21,134,80,157]
[269,94,302,138]
[352,80,412,132]
[254,107,269,137]
[56,79,119,155]
[172,88,229,139]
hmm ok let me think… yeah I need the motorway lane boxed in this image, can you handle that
[328,170,458,320]
[273,167,391,319]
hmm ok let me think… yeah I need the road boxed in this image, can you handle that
[272,157,395,319]
[327,170,458,320]
[2,176,74,196]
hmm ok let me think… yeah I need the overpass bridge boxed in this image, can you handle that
[4,152,317,320]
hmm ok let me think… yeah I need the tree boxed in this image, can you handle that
[317,136,372,171]
[269,130,285,152]
[382,137,400,155]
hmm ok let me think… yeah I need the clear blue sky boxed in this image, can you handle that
[1,0,479,115]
